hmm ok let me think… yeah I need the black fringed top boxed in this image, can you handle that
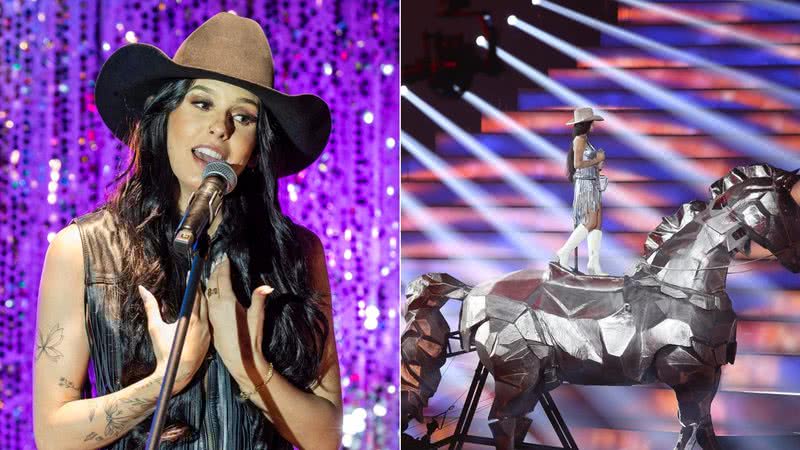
[71,208,289,449]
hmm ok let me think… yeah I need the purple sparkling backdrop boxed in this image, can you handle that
[0,1,399,448]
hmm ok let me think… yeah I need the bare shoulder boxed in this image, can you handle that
[45,224,84,275]
[39,224,85,312]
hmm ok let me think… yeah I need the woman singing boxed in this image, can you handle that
[555,107,608,276]
[33,13,342,449]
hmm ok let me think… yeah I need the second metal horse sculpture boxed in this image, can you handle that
[401,165,800,450]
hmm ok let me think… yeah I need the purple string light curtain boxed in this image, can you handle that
[0,1,399,448]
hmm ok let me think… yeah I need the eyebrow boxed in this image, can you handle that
[188,85,259,108]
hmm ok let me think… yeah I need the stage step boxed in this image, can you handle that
[405,180,718,206]
[518,87,794,111]
[479,109,800,135]
[547,66,800,90]
[599,23,800,46]
[575,44,800,69]
[403,158,752,184]
[400,204,710,231]
[433,133,800,159]
[404,182,727,210]
[617,2,796,25]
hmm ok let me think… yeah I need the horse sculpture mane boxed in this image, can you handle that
[708,163,779,200]
[644,164,785,257]
[643,200,707,257]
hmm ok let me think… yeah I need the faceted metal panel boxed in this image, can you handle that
[538,313,604,365]
[645,200,707,256]
[487,269,545,302]
[474,321,496,373]
[513,310,542,343]
[459,294,487,349]
[405,272,472,316]
[486,295,528,323]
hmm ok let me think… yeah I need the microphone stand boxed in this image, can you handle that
[145,231,209,449]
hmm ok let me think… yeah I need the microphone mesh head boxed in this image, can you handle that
[202,161,238,194]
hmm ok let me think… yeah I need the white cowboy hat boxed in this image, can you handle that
[566,106,605,125]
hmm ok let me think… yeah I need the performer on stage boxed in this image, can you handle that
[32,13,341,449]
[555,106,608,275]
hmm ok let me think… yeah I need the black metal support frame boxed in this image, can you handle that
[429,332,579,450]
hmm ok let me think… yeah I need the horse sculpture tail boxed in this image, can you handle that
[401,273,473,429]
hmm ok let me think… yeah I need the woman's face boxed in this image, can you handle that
[167,78,260,196]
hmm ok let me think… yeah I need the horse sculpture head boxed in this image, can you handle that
[710,164,800,273]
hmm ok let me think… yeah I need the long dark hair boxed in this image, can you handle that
[566,121,592,183]
[107,79,328,443]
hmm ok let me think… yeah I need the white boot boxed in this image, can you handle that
[586,229,607,276]
[555,224,589,268]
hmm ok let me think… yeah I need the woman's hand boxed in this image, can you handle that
[596,151,606,163]
[138,285,211,392]
[204,255,272,380]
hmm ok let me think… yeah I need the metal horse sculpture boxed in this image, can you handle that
[401,165,800,450]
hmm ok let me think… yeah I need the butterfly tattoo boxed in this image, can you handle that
[36,323,65,362]
[104,400,128,437]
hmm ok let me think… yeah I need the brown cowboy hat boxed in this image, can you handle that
[94,12,331,177]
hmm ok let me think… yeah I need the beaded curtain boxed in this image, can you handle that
[0,0,399,448]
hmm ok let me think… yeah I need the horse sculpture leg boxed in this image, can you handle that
[474,321,547,450]
[401,273,473,429]
[655,346,722,450]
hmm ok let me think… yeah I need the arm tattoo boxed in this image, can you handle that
[121,397,152,413]
[84,432,103,442]
[58,376,80,392]
[88,401,97,422]
[123,397,150,406]
[103,400,128,437]
[35,323,65,362]
[136,376,163,392]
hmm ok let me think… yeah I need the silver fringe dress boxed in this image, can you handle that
[572,141,602,227]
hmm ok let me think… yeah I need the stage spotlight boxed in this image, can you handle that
[531,0,542,6]
[539,1,800,107]
[459,89,664,223]
[479,43,713,190]
[617,0,791,52]
[403,88,568,218]
[401,191,503,282]
[475,35,488,47]
[507,15,518,26]
[402,132,552,261]
[400,85,408,96]
[510,16,800,168]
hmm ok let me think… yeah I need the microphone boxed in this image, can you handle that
[173,161,238,256]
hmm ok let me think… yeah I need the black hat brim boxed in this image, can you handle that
[95,44,331,177]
